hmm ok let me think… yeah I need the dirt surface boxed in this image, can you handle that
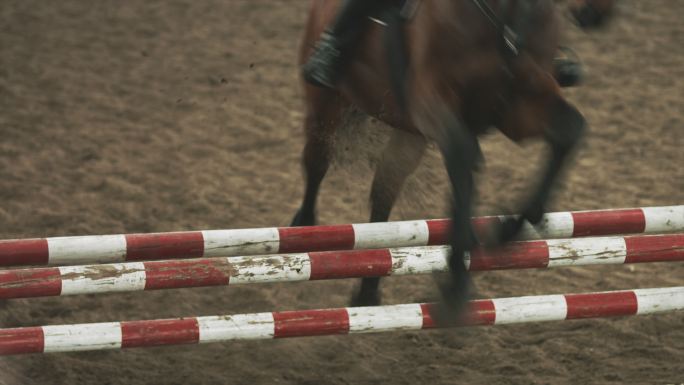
[1,1,683,384]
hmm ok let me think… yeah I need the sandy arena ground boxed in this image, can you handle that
[1,1,683,384]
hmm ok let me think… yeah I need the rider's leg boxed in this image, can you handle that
[302,0,380,88]
[304,0,583,89]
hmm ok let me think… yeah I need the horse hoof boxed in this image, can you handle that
[524,206,545,225]
[430,295,468,327]
[290,209,315,227]
[429,301,463,327]
[432,275,472,327]
[496,216,524,244]
[493,208,544,245]
[350,291,381,307]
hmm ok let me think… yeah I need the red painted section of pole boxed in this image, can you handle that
[565,292,638,319]
[309,249,393,280]
[278,225,355,253]
[572,209,645,237]
[0,267,62,299]
[469,240,550,270]
[143,259,232,290]
[274,309,350,338]
[0,239,49,266]
[624,234,684,263]
[121,318,200,348]
[126,232,204,262]
[0,327,45,355]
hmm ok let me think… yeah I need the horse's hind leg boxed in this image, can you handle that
[291,89,349,227]
[369,130,427,223]
[352,129,427,307]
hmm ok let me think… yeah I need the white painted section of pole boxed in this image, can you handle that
[634,287,684,315]
[389,246,449,275]
[347,304,424,333]
[198,313,275,342]
[516,212,575,240]
[42,322,123,353]
[492,295,568,324]
[643,206,684,233]
[202,228,280,257]
[58,262,147,295]
[547,237,627,267]
[352,220,429,249]
[48,235,127,265]
[228,254,312,284]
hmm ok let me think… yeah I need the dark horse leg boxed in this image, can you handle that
[405,84,480,321]
[291,89,350,227]
[434,116,482,319]
[498,98,586,242]
[352,129,427,307]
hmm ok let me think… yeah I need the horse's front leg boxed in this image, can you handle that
[404,115,478,322]
[499,97,586,241]
[409,80,480,320]
[434,114,481,319]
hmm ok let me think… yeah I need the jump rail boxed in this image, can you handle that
[0,205,682,267]
[1,286,682,356]
[2,233,681,300]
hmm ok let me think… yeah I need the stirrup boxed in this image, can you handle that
[302,32,344,89]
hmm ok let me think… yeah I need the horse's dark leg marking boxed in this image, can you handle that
[352,130,427,307]
[291,94,347,227]
[499,98,586,242]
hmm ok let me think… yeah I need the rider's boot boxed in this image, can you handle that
[302,0,378,88]
[553,47,584,87]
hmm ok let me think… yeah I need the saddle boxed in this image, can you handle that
[368,0,582,112]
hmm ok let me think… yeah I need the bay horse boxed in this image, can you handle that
[568,0,616,28]
[291,0,586,316]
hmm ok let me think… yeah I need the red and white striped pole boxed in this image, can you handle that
[0,205,682,267]
[2,233,682,300]
[1,286,682,356]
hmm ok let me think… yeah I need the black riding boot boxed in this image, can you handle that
[302,0,379,88]
[553,46,584,87]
